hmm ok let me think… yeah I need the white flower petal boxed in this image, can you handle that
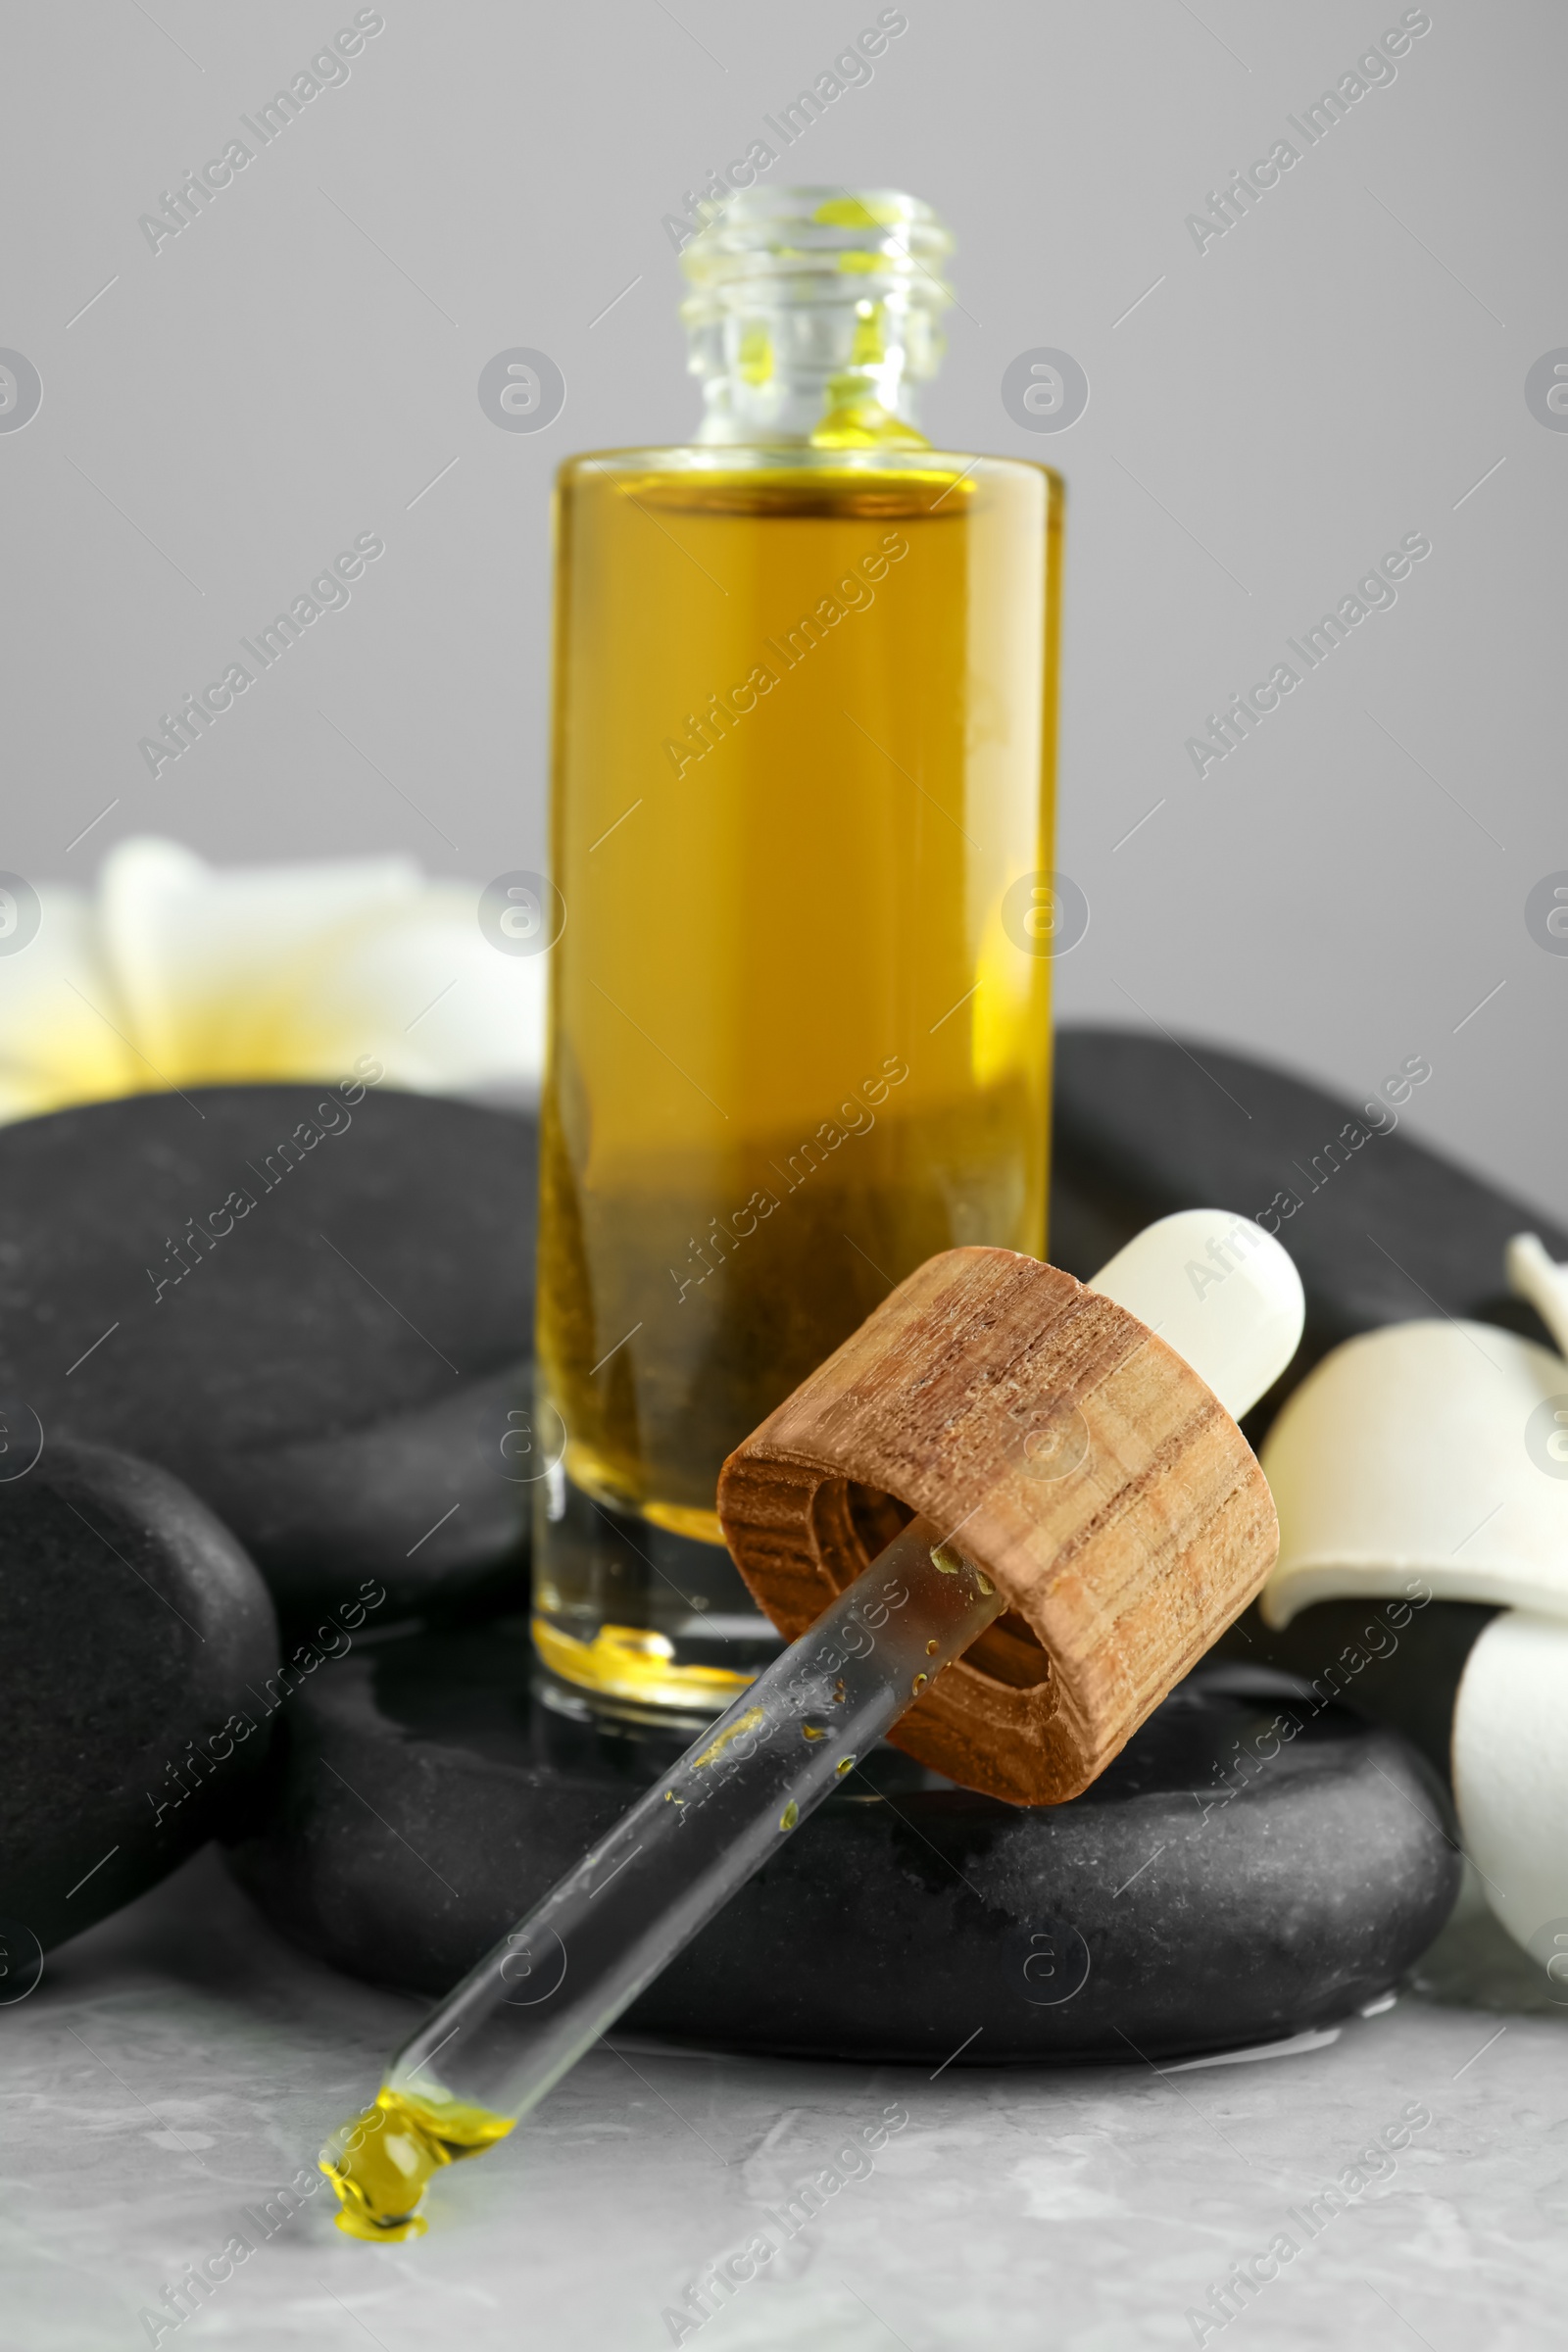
[0,838,546,1124]
[318,891,545,1094]
[99,836,430,1081]
[0,887,136,1120]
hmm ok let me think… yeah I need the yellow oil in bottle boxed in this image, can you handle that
[532,189,1062,1718]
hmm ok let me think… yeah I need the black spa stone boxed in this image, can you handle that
[1049,1025,1568,1438]
[13,1034,1551,1630]
[0,1440,278,1956]
[227,1627,1460,2064]
[0,1085,535,1621]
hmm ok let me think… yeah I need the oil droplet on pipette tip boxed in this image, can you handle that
[802,1723,827,1740]
[319,2087,514,2242]
[835,1755,857,1776]
[926,1639,939,1654]
[779,1800,800,1832]
[911,1672,928,1694]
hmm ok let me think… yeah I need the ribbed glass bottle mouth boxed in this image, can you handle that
[679,187,954,447]
[679,186,953,323]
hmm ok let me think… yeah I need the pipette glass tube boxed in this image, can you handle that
[321,1211,1304,2239]
[322,1521,1001,2238]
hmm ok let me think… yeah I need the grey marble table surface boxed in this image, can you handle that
[2,1850,1563,2352]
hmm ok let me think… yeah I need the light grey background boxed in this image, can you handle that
[2,0,1562,1212]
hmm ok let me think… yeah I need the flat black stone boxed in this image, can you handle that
[0,1085,535,1621]
[0,1440,279,1954]
[228,1626,1461,2064]
[16,1034,1550,1629]
[1050,1026,1568,1440]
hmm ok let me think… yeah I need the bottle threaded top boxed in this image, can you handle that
[679,187,954,448]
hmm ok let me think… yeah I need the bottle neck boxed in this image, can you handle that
[680,187,953,450]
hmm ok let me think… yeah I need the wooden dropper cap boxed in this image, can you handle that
[717,1212,1304,1805]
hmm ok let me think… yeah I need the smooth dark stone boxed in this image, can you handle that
[1050,1026,1568,1438]
[228,1626,1460,2064]
[1211,1598,1498,1790]
[0,1441,278,1952]
[0,1085,535,1620]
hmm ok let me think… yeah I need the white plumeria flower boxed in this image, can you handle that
[0,836,545,1124]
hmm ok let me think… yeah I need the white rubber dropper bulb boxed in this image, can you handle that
[1089,1207,1306,1420]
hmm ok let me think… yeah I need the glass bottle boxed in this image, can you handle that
[533,187,1062,1721]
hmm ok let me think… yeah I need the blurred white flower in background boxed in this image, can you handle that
[0,837,546,1125]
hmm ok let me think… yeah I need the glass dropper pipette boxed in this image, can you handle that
[321,1210,1303,2238]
